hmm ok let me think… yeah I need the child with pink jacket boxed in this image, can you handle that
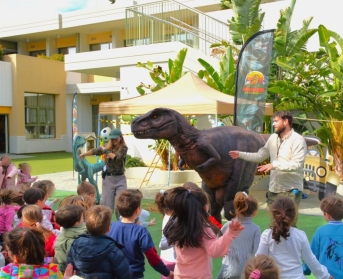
[0,156,17,190]
[162,187,244,279]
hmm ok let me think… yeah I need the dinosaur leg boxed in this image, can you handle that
[223,160,258,221]
[202,181,223,224]
[87,170,101,205]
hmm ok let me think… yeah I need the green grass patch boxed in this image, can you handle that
[11,152,96,175]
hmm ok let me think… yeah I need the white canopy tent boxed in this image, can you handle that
[99,72,274,116]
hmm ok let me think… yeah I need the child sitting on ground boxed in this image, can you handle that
[0,156,17,190]
[22,188,60,235]
[108,189,173,279]
[54,204,87,273]
[256,197,332,279]
[303,196,343,279]
[0,227,73,278]
[244,255,280,279]
[0,190,20,240]
[155,189,175,279]
[163,187,244,279]
[21,205,56,259]
[217,192,260,279]
[66,205,131,279]
[16,163,37,194]
[77,181,96,205]
[32,180,59,208]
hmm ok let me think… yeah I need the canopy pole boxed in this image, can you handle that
[167,142,171,187]
[96,113,101,186]
[215,114,218,126]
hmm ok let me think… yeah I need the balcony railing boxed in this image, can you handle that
[125,0,230,56]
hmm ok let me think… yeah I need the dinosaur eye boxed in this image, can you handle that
[153,115,157,119]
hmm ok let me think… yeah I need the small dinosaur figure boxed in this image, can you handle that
[73,135,104,204]
[131,108,317,222]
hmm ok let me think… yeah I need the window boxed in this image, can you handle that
[24,93,55,139]
[58,47,76,55]
[29,50,46,57]
[90,42,112,51]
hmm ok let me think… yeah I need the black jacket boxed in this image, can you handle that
[66,234,132,279]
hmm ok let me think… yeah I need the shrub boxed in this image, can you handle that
[37,53,64,62]
[125,155,145,168]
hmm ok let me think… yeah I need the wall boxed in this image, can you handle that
[4,54,67,153]
[0,61,12,107]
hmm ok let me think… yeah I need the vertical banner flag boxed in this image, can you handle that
[234,30,274,133]
[72,93,78,140]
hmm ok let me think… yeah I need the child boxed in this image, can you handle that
[59,195,91,217]
[256,197,332,279]
[0,156,17,190]
[183,182,222,229]
[0,227,73,278]
[21,205,56,259]
[54,204,87,273]
[66,205,131,279]
[77,181,96,205]
[23,188,60,235]
[0,190,20,239]
[32,180,59,207]
[244,255,280,279]
[108,189,173,279]
[155,189,175,279]
[16,163,37,193]
[303,196,343,279]
[163,187,244,279]
[217,192,260,279]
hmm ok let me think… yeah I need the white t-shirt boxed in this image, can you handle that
[256,227,330,279]
[159,214,176,263]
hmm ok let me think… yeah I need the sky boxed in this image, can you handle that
[0,0,111,24]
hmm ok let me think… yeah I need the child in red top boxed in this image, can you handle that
[21,205,56,259]
[16,163,37,194]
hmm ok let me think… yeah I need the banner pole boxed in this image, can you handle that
[72,92,77,179]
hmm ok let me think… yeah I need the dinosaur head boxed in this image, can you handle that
[131,108,180,139]
[74,135,86,149]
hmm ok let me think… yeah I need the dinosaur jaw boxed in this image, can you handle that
[132,121,175,139]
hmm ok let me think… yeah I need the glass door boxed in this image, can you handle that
[0,115,8,153]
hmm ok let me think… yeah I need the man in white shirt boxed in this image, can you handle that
[229,111,307,224]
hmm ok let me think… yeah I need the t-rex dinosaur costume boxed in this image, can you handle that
[131,108,317,222]
[73,135,104,204]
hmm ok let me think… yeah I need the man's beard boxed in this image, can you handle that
[275,125,286,135]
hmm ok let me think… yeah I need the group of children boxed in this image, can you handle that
[0,155,342,279]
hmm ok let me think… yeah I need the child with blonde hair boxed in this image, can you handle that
[16,163,37,193]
[244,255,279,279]
[217,192,260,279]
[21,205,56,259]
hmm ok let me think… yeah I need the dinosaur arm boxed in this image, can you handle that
[178,156,186,170]
[196,143,221,171]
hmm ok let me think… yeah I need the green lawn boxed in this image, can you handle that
[51,190,324,279]
[11,152,95,175]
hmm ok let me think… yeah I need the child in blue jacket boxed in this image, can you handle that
[67,205,132,279]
